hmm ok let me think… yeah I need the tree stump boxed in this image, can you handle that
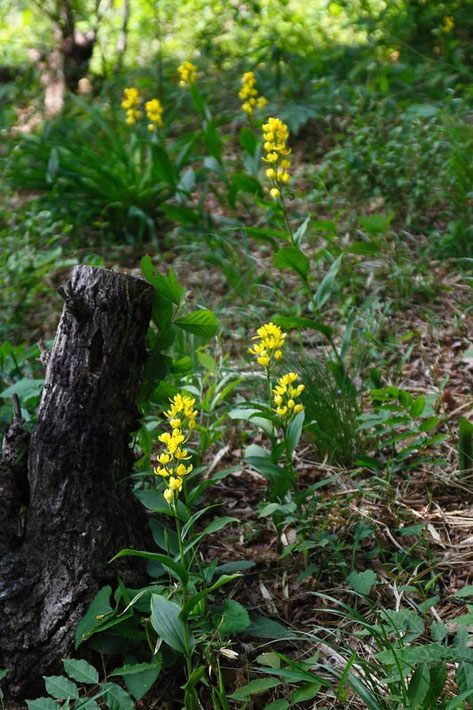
[0,266,154,698]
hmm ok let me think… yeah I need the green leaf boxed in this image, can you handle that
[62,659,99,685]
[220,600,251,635]
[291,682,321,702]
[229,677,281,701]
[102,682,134,710]
[272,315,332,340]
[286,410,305,458]
[346,570,377,595]
[274,246,310,280]
[407,663,430,708]
[180,574,240,620]
[0,670,9,681]
[111,662,160,701]
[44,675,79,700]
[231,173,263,200]
[161,203,202,226]
[141,256,184,304]
[110,549,188,584]
[75,586,113,647]
[196,351,218,373]
[174,309,219,339]
[204,120,222,162]
[246,614,291,639]
[263,701,289,710]
[257,652,281,669]
[314,255,342,309]
[134,488,163,511]
[359,213,393,235]
[27,699,60,710]
[201,516,239,536]
[151,594,193,654]
[0,377,44,403]
[454,585,473,598]
[410,396,426,418]
[239,126,257,156]
[293,214,310,246]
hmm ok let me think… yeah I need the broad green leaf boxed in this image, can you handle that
[246,614,291,639]
[359,213,393,235]
[454,585,473,598]
[102,682,134,710]
[0,670,9,681]
[0,377,44,403]
[174,310,219,339]
[346,570,377,595]
[229,677,281,701]
[151,594,193,654]
[27,699,60,710]
[410,396,426,418]
[141,256,184,304]
[263,701,289,710]
[201,516,239,536]
[220,600,251,635]
[239,126,257,156]
[75,586,113,647]
[161,203,202,226]
[62,659,99,685]
[257,653,281,669]
[291,682,321,702]
[407,663,429,707]
[111,662,160,701]
[44,675,79,700]
[274,246,310,280]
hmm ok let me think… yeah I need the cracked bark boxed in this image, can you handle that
[0,266,154,698]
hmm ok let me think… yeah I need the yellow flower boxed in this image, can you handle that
[249,322,286,369]
[178,60,197,88]
[121,87,140,110]
[145,98,163,128]
[262,117,291,199]
[164,488,174,504]
[273,372,304,420]
[443,15,454,33]
[239,71,267,116]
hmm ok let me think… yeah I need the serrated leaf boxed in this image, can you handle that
[274,246,310,280]
[62,659,99,685]
[174,310,219,340]
[221,600,250,635]
[229,677,281,701]
[44,675,79,700]
[102,682,134,710]
[27,698,60,710]
[346,570,377,595]
[111,662,160,701]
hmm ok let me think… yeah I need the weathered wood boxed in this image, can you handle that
[0,266,154,698]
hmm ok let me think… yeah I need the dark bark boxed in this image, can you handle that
[0,266,154,698]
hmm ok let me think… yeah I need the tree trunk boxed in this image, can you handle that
[0,266,154,699]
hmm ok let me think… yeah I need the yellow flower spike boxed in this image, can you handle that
[262,116,291,198]
[273,372,304,420]
[178,60,197,88]
[239,71,267,116]
[249,322,286,370]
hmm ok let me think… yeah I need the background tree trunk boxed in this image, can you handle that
[0,266,154,699]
